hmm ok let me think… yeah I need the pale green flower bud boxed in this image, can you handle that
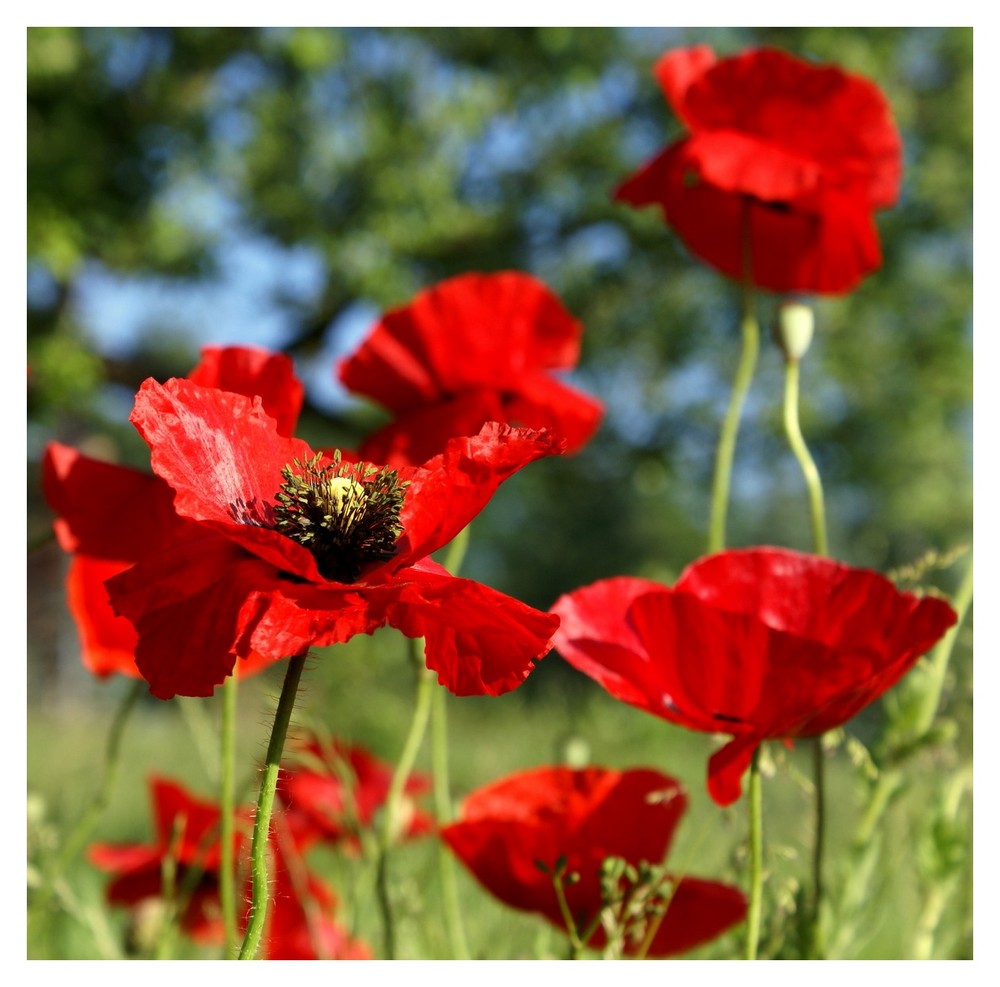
[774,301,815,361]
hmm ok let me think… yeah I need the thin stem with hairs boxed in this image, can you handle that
[237,652,308,960]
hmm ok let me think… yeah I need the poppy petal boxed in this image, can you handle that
[389,558,559,696]
[188,345,304,437]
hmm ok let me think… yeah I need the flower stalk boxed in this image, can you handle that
[376,637,436,959]
[745,745,763,960]
[238,652,308,960]
[777,306,829,954]
[53,679,143,877]
[781,347,828,556]
[220,674,238,957]
[707,295,759,552]
[708,212,760,553]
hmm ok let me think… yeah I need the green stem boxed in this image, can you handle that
[431,524,471,959]
[810,736,826,957]
[707,282,760,553]
[746,745,763,960]
[914,552,973,736]
[220,674,238,958]
[442,522,471,576]
[54,678,143,876]
[782,352,829,955]
[782,357,828,556]
[376,640,436,959]
[237,652,308,960]
[432,685,470,959]
[551,870,586,959]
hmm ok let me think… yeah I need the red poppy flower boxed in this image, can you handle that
[441,765,746,957]
[551,548,958,806]
[100,374,561,699]
[338,271,603,465]
[42,346,300,681]
[277,735,433,850]
[615,46,903,294]
[88,776,247,943]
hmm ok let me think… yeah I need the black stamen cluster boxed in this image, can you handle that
[273,450,407,583]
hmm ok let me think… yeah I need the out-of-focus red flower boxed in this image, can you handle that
[252,832,372,960]
[277,735,433,850]
[88,776,246,943]
[42,346,299,682]
[441,765,746,957]
[551,548,958,806]
[97,373,560,699]
[90,775,371,959]
[338,271,603,465]
[615,46,903,294]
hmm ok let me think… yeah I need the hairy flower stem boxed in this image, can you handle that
[54,678,143,877]
[746,745,763,960]
[707,281,760,553]
[238,652,308,960]
[220,675,238,957]
[376,638,436,959]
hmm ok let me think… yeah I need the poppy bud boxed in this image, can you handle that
[774,300,815,361]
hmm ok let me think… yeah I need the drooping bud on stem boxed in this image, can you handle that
[773,300,815,362]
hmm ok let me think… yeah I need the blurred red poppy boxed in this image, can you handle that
[615,46,903,294]
[339,271,603,465]
[441,765,746,957]
[253,829,373,960]
[42,346,301,681]
[90,776,371,959]
[97,375,560,699]
[277,735,433,850]
[89,776,246,944]
[551,548,958,806]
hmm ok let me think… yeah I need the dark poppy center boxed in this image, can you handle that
[273,450,407,582]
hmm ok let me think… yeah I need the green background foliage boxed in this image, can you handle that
[27,27,972,960]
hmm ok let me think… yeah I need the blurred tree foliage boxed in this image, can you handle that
[28,26,972,681]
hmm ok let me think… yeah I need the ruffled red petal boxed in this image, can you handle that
[42,443,187,559]
[619,45,902,294]
[551,575,670,710]
[107,537,283,699]
[130,377,326,581]
[397,422,565,563]
[616,142,883,294]
[340,271,599,460]
[653,44,717,124]
[188,344,304,437]
[357,390,509,467]
[339,271,584,413]
[677,47,902,208]
[387,558,559,696]
[66,556,143,679]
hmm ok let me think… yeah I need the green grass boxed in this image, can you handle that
[27,630,972,959]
